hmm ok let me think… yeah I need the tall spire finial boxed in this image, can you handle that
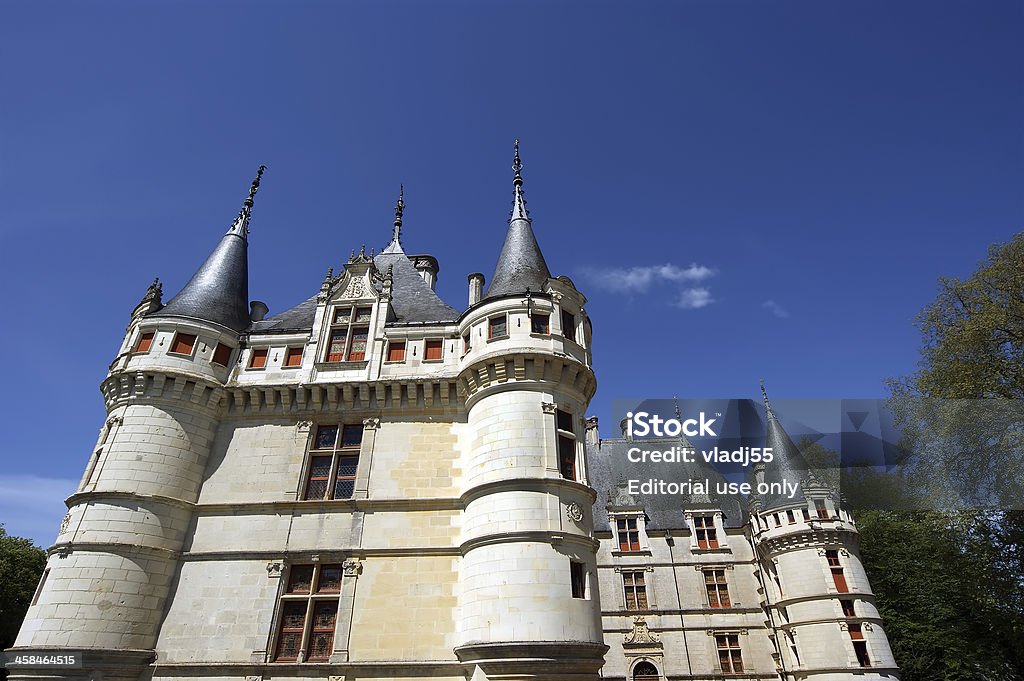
[393,184,404,243]
[510,139,530,222]
[760,379,775,419]
[230,164,266,237]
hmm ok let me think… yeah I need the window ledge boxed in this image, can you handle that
[383,360,406,365]
[693,546,732,554]
[422,358,444,363]
[167,352,196,359]
[315,361,369,370]
[528,331,551,338]
[281,365,302,370]
[610,549,653,557]
[486,334,510,343]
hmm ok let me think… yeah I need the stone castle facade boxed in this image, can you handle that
[10,145,899,681]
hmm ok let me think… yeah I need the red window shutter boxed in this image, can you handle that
[134,332,154,353]
[832,568,849,592]
[387,342,406,362]
[171,333,196,355]
[424,339,443,360]
[284,347,303,367]
[249,348,268,369]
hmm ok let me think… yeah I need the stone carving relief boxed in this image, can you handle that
[566,502,584,523]
[623,616,661,647]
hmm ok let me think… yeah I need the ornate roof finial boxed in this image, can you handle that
[229,164,267,237]
[760,379,775,419]
[510,139,530,222]
[393,184,404,243]
[673,395,682,421]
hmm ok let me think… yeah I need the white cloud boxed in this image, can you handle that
[0,475,76,548]
[581,263,715,293]
[762,300,790,319]
[676,287,714,309]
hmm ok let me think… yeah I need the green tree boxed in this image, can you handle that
[861,233,1024,680]
[0,525,47,661]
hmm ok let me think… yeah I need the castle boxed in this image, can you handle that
[10,144,900,681]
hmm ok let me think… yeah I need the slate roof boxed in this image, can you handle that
[587,437,748,531]
[374,250,458,324]
[149,230,251,332]
[249,250,458,334]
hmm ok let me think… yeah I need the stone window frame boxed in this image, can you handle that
[546,404,583,483]
[712,631,745,675]
[132,330,155,354]
[383,339,406,363]
[822,547,853,594]
[248,347,269,370]
[684,511,729,552]
[629,658,662,681]
[211,342,234,367]
[530,311,550,335]
[423,338,444,362]
[487,313,509,341]
[298,423,365,501]
[270,561,344,663]
[168,331,198,358]
[323,303,375,363]
[569,560,590,600]
[283,346,304,368]
[618,566,655,611]
[609,511,651,555]
[702,566,733,609]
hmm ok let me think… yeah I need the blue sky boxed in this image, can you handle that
[1,0,1021,546]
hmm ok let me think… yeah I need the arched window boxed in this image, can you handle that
[632,661,659,681]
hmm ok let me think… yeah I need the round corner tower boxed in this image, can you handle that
[9,169,266,681]
[453,142,607,681]
[748,387,899,680]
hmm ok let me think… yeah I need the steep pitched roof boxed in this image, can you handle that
[150,166,265,333]
[484,140,551,299]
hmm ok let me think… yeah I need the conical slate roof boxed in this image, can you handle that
[759,384,811,511]
[151,167,264,333]
[484,141,551,299]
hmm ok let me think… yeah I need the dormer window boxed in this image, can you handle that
[249,348,268,369]
[386,341,406,362]
[284,346,303,368]
[326,305,372,362]
[424,339,443,361]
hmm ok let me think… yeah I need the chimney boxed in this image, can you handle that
[468,273,485,306]
[249,300,269,322]
[585,416,600,445]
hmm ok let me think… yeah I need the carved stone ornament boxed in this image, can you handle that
[623,616,661,647]
[342,276,369,299]
[566,502,584,523]
[246,676,262,681]
[266,562,284,578]
[296,420,313,431]
[362,417,380,430]
[59,513,72,536]
[541,402,557,414]
[343,558,363,576]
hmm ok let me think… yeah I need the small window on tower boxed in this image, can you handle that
[561,309,575,340]
[212,342,233,366]
[249,348,268,369]
[133,332,155,354]
[488,315,507,339]
[531,313,550,334]
[386,341,406,362]
[169,333,197,356]
[570,561,587,599]
[840,599,856,617]
[555,408,577,481]
[424,339,443,361]
[284,346,303,368]
[462,331,471,354]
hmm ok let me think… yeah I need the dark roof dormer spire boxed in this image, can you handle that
[383,184,406,254]
[151,165,266,332]
[484,140,551,299]
[228,164,266,238]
